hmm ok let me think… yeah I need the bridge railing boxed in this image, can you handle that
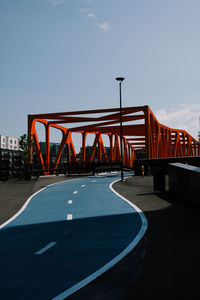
[31,161,133,178]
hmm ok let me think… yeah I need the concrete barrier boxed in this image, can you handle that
[168,163,200,205]
[152,166,166,192]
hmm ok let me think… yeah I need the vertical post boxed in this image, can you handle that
[144,106,150,159]
[182,132,185,156]
[109,134,113,162]
[82,132,87,164]
[119,82,124,180]
[98,134,102,162]
[28,115,33,164]
[114,135,120,161]
[116,77,125,181]
[198,141,200,156]
[45,124,50,171]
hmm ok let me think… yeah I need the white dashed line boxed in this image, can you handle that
[52,175,147,300]
[92,180,96,182]
[68,200,73,204]
[73,191,78,194]
[35,242,57,255]
[67,214,73,220]
[81,184,85,187]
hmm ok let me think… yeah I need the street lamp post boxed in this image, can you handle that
[116,77,125,181]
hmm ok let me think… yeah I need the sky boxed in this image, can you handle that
[1,0,200,147]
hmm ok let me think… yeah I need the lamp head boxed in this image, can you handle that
[116,77,125,82]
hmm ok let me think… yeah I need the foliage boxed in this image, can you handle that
[19,133,33,165]
[19,133,33,180]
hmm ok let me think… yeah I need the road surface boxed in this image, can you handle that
[0,173,147,299]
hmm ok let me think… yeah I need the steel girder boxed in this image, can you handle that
[28,105,200,173]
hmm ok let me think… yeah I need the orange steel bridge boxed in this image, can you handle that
[28,105,200,173]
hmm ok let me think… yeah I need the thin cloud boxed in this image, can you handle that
[155,104,200,140]
[80,7,94,14]
[97,22,111,31]
[81,8,111,31]
[87,12,96,19]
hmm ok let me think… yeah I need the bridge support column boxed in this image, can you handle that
[45,124,50,172]
[109,134,113,162]
[81,132,87,165]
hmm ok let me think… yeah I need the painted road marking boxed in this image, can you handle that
[73,191,78,194]
[67,214,73,220]
[35,242,57,255]
[68,200,73,204]
[92,180,96,182]
[3,171,145,300]
[52,175,147,300]
[81,184,85,187]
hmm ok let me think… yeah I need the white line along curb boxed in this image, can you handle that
[0,178,78,230]
[52,177,148,300]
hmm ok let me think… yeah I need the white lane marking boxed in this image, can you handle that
[35,242,57,255]
[0,177,79,230]
[92,180,96,182]
[73,191,78,194]
[68,200,73,204]
[0,186,47,229]
[52,176,148,300]
[67,214,73,220]
[81,184,85,187]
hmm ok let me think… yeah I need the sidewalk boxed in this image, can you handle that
[0,175,200,299]
[69,176,200,300]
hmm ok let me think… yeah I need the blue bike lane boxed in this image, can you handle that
[0,174,147,299]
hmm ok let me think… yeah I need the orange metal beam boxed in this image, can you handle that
[28,105,199,172]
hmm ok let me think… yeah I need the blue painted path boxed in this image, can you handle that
[0,173,147,299]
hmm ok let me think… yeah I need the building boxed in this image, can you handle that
[0,135,22,180]
[79,145,110,162]
[0,135,20,151]
[38,142,68,166]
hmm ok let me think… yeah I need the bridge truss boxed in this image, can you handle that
[28,105,200,173]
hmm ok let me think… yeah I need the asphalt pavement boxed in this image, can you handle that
[0,174,200,299]
[0,173,146,299]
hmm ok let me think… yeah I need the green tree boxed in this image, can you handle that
[19,133,33,180]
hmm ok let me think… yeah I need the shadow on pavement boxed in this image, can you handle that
[68,178,200,300]
[0,211,143,300]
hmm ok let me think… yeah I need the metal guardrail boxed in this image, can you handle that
[31,162,132,178]
[134,156,200,176]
